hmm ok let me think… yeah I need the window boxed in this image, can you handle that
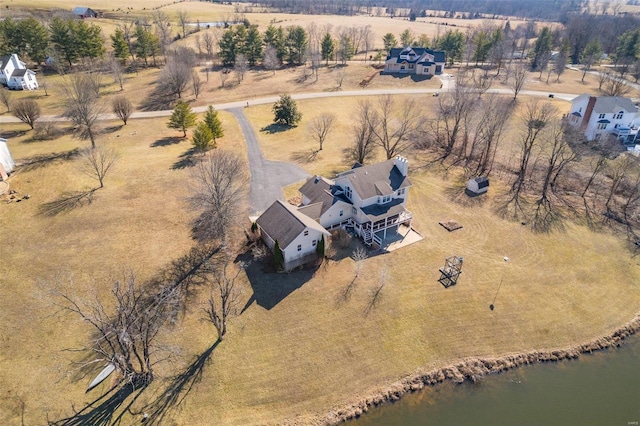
[304,230,309,236]
[615,111,624,119]
[297,244,302,251]
[579,107,582,113]
[345,187,352,200]
[312,240,317,246]
[398,188,405,196]
[597,123,607,130]
[598,113,606,119]
[339,210,344,217]
[352,207,357,215]
[380,195,391,203]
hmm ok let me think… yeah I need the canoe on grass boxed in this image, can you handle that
[86,363,116,393]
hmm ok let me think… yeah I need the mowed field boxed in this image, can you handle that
[1,87,640,425]
[0,1,639,424]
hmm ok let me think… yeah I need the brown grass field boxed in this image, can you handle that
[1,87,640,425]
[0,2,640,424]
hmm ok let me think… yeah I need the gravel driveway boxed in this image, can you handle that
[228,107,309,215]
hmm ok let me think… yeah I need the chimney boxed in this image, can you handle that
[582,96,597,131]
[394,156,409,176]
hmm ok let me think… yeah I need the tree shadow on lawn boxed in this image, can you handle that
[290,149,319,164]
[48,381,147,426]
[0,129,28,139]
[239,250,317,312]
[139,86,174,112]
[19,148,80,172]
[171,148,199,170]
[150,137,183,148]
[137,341,220,426]
[38,189,97,217]
[260,123,291,134]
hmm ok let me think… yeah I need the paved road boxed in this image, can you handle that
[228,107,309,215]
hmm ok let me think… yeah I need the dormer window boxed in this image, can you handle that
[615,111,624,119]
[379,195,391,204]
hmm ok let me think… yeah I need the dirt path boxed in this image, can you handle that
[228,107,309,215]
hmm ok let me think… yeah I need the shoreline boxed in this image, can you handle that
[318,312,640,425]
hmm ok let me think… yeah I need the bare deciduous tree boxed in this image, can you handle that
[233,53,248,84]
[369,95,420,159]
[191,69,202,99]
[335,67,347,89]
[468,95,512,175]
[220,68,230,88]
[178,10,190,39]
[45,272,180,390]
[510,100,557,206]
[62,73,103,149]
[112,95,133,125]
[109,55,125,91]
[203,31,215,61]
[80,143,117,188]
[12,99,41,129]
[431,83,476,159]
[345,100,377,165]
[307,112,336,151]
[151,10,173,56]
[0,88,12,112]
[601,73,632,97]
[263,44,280,75]
[204,257,244,341]
[537,120,577,205]
[510,61,528,100]
[160,57,192,99]
[189,150,250,244]
[582,155,608,198]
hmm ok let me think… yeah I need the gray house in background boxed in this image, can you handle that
[73,7,98,18]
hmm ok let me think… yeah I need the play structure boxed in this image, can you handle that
[438,255,463,288]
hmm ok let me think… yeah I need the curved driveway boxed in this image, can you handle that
[228,107,309,215]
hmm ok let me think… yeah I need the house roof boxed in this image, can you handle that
[0,55,11,71]
[299,176,337,216]
[256,200,329,249]
[572,94,638,114]
[73,6,96,15]
[11,69,27,77]
[387,47,446,64]
[361,198,406,221]
[471,176,489,188]
[336,158,411,200]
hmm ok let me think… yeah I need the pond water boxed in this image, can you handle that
[352,335,640,426]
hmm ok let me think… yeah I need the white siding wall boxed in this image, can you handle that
[319,201,352,228]
[283,228,325,264]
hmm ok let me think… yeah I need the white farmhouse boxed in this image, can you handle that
[298,156,413,247]
[0,54,38,90]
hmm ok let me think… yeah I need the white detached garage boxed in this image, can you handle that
[0,138,15,181]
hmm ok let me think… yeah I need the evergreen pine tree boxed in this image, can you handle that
[203,106,224,146]
[168,100,197,137]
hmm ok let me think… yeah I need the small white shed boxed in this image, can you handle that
[466,176,489,195]
[0,138,15,180]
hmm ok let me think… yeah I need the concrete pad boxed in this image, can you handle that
[378,224,424,252]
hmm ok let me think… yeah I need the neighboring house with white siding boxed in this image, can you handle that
[568,94,639,143]
[0,54,38,90]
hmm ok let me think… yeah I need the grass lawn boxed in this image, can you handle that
[1,85,640,425]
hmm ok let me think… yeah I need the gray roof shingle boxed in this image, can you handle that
[256,200,329,249]
[336,159,410,200]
